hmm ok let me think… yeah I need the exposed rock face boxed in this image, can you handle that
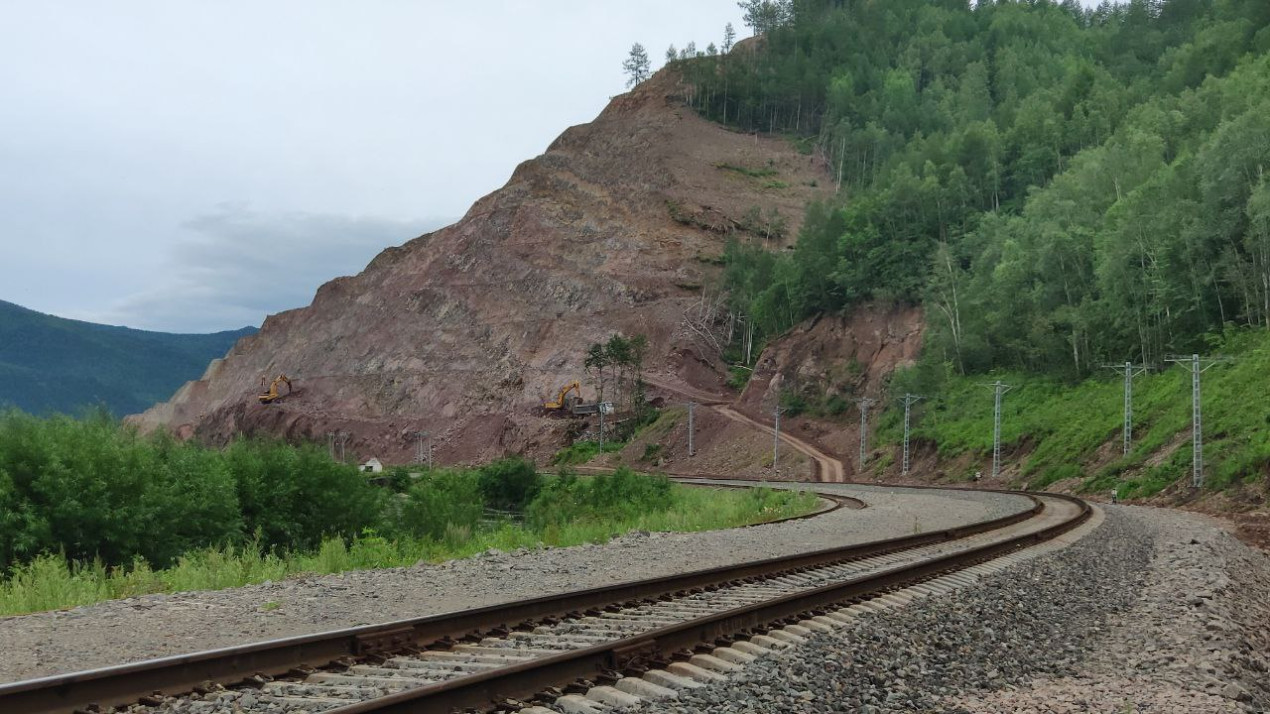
[739,305,924,411]
[735,304,925,478]
[133,67,831,464]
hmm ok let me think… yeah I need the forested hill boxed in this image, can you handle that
[0,300,255,417]
[683,0,1270,381]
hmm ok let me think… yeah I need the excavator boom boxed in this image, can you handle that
[543,380,581,410]
[258,374,293,404]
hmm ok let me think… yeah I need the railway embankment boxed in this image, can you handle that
[0,486,1025,684]
[632,505,1270,714]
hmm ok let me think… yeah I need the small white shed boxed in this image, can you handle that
[361,457,384,473]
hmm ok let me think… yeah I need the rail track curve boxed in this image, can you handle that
[0,485,1092,714]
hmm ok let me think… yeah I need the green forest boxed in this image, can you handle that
[0,300,254,416]
[675,0,1270,378]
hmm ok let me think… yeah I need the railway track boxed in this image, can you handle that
[0,486,1091,714]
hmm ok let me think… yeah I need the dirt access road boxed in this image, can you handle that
[644,374,846,482]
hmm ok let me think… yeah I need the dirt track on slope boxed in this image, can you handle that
[643,373,845,482]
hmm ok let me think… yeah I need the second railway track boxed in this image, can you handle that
[0,487,1092,714]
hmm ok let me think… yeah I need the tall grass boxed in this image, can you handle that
[875,327,1270,499]
[0,477,817,616]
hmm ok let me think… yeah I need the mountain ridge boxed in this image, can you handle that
[0,299,255,417]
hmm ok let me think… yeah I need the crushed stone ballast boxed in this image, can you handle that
[0,488,1089,714]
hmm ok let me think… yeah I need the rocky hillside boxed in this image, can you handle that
[134,67,836,463]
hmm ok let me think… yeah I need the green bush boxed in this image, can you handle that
[0,459,820,615]
[0,411,244,568]
[477,457,543,510]
[823,395,850,416]
[0,411,384,570]
[527,468,674,529]
[779,390,808,417]
[551,440,623,466]
[641,444,663,462]
[396,470,483,540]
[224,438,384,553]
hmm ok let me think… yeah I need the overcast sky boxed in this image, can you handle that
[1,1,1108,334]
[0,1,750,332]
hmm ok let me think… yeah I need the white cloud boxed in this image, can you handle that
[0,1,749,330]
[80,206,448,333]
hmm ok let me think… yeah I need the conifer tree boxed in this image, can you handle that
[737,0,790,35]
[622,43,651,88]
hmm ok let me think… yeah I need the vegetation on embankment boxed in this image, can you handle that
[873,328,1270,502]
[0,411,816,615]
[674,0,1270,383]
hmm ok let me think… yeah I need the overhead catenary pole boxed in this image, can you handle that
[687,402,696,457]
[1103,362,1147,456]
[415,431,432,469]
[773,405,783,473]
[337,432,349,464]
[899,394,923,476]
[857,397,876,469]
[1166,353,1230,488]
[979,381,1014,480]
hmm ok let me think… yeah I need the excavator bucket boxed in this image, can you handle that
[258,374,293,404]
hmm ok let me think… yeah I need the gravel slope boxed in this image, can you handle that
[632,505,1270,714]
[0,485,1028,683]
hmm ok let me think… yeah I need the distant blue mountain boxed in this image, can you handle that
[0,300,256,417]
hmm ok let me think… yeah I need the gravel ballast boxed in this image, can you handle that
[0,485,1028,683]
[632,505,1270,713]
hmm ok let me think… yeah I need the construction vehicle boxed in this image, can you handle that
[258,374,293,404]
[542,380,607,416]
[544,381,582,411]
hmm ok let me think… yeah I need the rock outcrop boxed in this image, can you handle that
[133,67,832,464]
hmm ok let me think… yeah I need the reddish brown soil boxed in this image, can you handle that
[132,66,831,465]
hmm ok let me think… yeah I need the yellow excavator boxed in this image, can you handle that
[258,374,294,404]
[543,380,582,411]
[543,380,603,416]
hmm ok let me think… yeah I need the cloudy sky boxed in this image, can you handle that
[1,1,1109,334]
[0,1,749,332]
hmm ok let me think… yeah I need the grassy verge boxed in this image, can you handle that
[874,328,1270,499]
[0,477,816,616]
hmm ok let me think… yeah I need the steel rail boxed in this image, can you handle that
[326,493,1091,714]
[0,488,1048,714]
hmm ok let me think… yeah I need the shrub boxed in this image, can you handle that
[527,468,673,529]
[477,457,543,510]
[0,411,383,569]
[727,366,753,390]
[779,390,808,417]
[0,411,243,568]
[641,444,663,462]
[395,470,484,540]
[551,440,622,466]
[587,468,673,518]
[526,473,585,529]
[224,439,383,552]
